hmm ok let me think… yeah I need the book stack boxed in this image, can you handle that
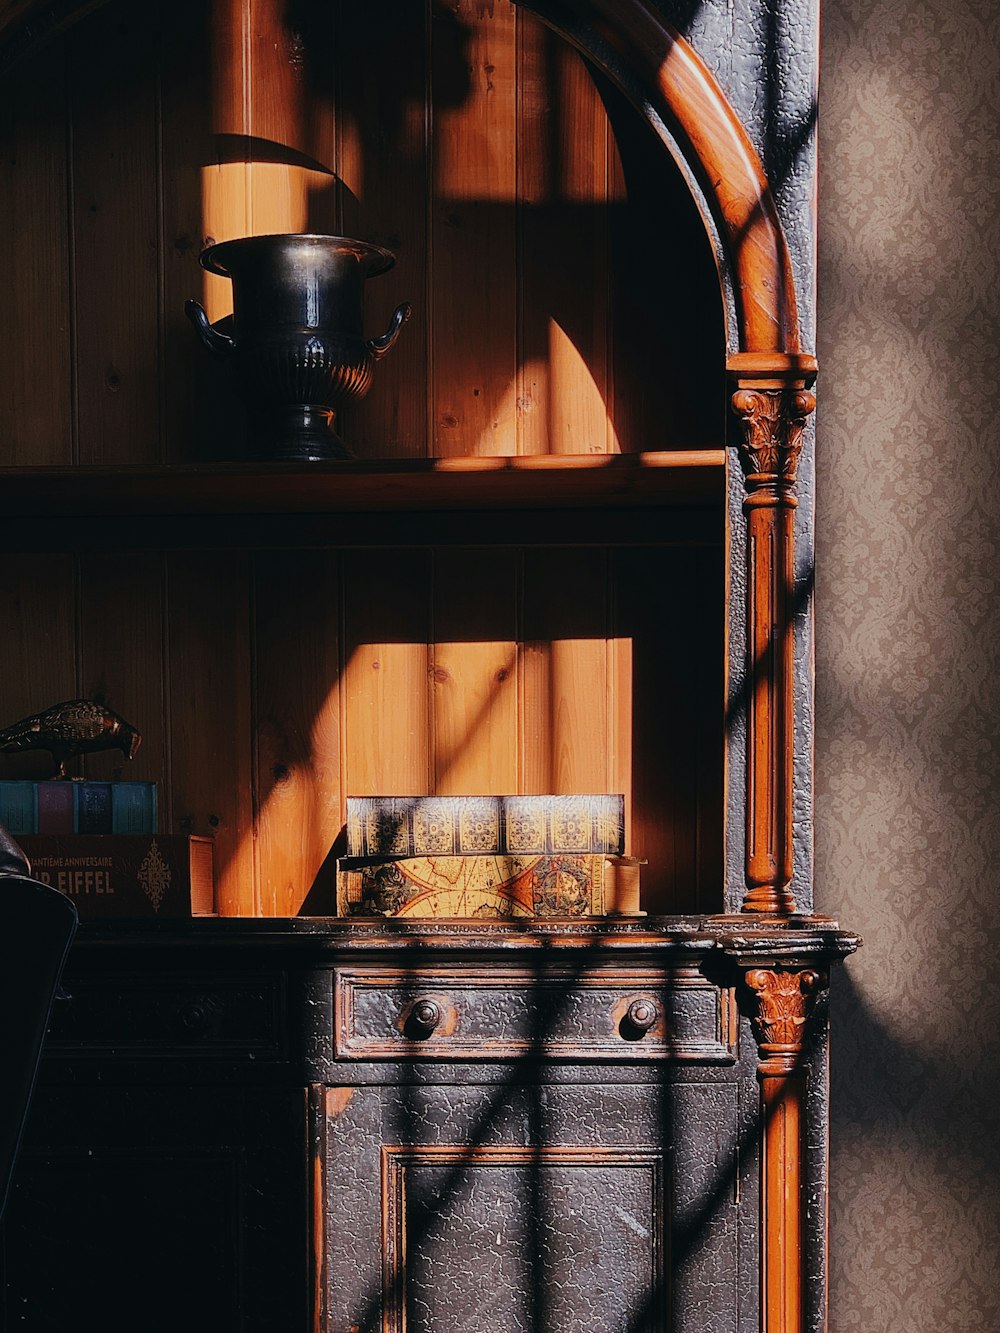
[337,794,642,919]
[0,780,214,918]
[0,780,158,834]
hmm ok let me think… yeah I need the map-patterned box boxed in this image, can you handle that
[337,852,642,919]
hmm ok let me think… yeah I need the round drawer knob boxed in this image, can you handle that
[179,1002,208,1031]
[409,999,442,1037]
[625,998,658,1035]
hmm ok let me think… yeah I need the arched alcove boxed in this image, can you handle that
[0,0,754,915]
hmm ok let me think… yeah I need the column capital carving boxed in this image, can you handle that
[730,386,816,503]
[741,966,826,1075]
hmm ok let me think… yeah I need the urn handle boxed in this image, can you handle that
[185,299,236,357]
[367,302,412,361]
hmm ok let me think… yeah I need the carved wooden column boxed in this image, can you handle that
[728,353,817,915]
[742,965,824,1333]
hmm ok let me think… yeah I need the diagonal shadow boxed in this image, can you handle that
[340,926,678,1332]
[726,562,815,735]
[327,928,833,1332]
[318,534,819,1325]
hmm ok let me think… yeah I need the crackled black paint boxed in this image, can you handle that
[1,919,856,1332]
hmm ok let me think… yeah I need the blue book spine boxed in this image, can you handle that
[74,782,113,834]
[111,782,158,834]
[0,780,38,834]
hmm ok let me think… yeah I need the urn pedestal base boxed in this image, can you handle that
[252,405,353,462]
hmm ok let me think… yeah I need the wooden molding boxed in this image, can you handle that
[726,353,818,382]
[742,966,825,1333]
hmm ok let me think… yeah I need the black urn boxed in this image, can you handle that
[185,233,410,461]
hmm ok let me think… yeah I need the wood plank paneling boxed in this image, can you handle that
[692,545,725,909]
[201,0,250,327]
[342,548,430,797]
[612,546,723,913]
[1,0,722,470]
[607,127,651,458]
[608,619,634,859]
[431,549,518,794]
[517,27,611,456]
[336,0,428,458]
[0,2,728,917]
[520,548,610,794]
[605,77,725,454]
[0,42,72,466]
[276,0,340,235]
[613,548,681,908]
[0,555,78,780]
[253,549,342,916]
[249,0,308,236]
[69,1,160,464]
[431,0,518,457]
[248,0,337,237]
[166,550,254,914]
[77,552,167,793]
[159,0,236,463]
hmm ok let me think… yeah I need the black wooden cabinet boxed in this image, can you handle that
[1,918,855,1332]
[5,1087,308,1332]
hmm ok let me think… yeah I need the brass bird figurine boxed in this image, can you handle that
[0,700,141,779]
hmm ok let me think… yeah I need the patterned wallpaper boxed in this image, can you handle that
[817,0,1000,1325]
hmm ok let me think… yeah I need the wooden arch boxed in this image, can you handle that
[521,0,805,361]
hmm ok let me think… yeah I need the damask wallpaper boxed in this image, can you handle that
[817,0,1000,1325]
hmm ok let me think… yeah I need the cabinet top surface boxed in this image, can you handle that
[66,915,860,964]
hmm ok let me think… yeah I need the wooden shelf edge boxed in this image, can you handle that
[0,451,727,516]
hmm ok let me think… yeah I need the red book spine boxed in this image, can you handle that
[36,782,75,834]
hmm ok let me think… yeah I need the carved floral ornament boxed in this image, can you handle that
[742,967,825,1063]
[731,387,816,495]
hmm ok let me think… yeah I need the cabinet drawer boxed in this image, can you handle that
[46,972,286,1059]
[334,967,735,1062]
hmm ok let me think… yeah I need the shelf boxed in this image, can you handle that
[0,451,725,518]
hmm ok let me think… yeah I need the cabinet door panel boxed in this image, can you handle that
[384,1144,662,1332]
[1,1087,308,1333]
[323,1080,742,1333]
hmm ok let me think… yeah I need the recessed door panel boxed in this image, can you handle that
[322,1079,742,1332]
[385,1145,662,1332]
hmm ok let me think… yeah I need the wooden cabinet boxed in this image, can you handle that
[2,920,855,1332]
[0,0,858,1329]
[5,1086,309,1332]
